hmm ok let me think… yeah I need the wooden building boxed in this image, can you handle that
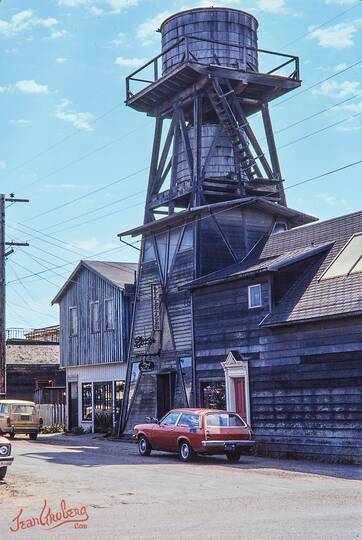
[118,7,361,463]
[6,327,64,402]
[52,260,137,433]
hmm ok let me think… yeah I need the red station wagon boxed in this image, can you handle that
[133,408,255,463]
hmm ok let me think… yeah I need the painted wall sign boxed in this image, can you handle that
[151,284,161,331]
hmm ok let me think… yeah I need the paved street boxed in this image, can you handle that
[0,434,361,540]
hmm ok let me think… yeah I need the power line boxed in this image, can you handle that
[7,159,362,286]
[279,110,362,150]
[282,3,362,48]
[24,122,150,190]
[275,60,362,107]
[0,104,121,181]
[22,166,149,223]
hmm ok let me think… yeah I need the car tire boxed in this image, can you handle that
[0,467,7,480]
[226,451,241,463]
[29,433,38,441]
[9,433,15,440]
[179,441,194,463]
[138,436,152,456]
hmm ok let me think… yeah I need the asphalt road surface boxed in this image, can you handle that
[0,434,361,540]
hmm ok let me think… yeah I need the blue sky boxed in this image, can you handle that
[1,0,361,329]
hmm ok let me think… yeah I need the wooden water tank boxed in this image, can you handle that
[160,7,259,76]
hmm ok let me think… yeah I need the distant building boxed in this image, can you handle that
[52,260,137,433]
[6,326,64,402]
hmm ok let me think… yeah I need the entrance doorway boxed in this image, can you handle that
[94,382,113,433]
[234,377,247,421]
[157,373,176,419]
[221,351,251,425]
[68,382,78,429]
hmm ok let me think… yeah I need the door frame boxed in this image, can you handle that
[221,351,251,425]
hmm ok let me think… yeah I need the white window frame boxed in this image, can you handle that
[272,221,287,235]
[104,298,114,331]
[69,306,78,337]
[90,301,100,333]
[248,284,262,309]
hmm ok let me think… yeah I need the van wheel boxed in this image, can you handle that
[179,441,194,463]
[226,451,241,463]
[0,467,7,480]
[9,433,15,440]
[29,433,38,441]
[138,436,151,456]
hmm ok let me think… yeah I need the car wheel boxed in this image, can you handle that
[9,433,15,440]
[0,467,7,480]
[29,433,38,441]
[226,451,241,463]
[138,436,152,456]
[179,441,194,463]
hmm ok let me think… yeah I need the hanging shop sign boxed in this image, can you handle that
[139,359,155,373]
[134,336,155,349]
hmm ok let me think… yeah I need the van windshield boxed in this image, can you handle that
[12,405,35,415]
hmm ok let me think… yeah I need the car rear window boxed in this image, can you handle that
[206,413,246,428]
[12,405,35,415]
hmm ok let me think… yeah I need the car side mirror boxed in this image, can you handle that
[189,427,196,433]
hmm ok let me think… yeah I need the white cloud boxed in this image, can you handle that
[309,23,357,49]
[315,80,361,99]
[115,56,147,68]
[317,193,348,207]
[113,32,125,46]
[324,0,356,4]
[0,161,6,170]
[137,11,172,46]
[12,118,31,127]
[339,101,362,114]
[57,0,87,5]
[54,99,95,131]
[0,10,59,37]
[257,0,286,12]
[15,79,49,94]
[90,6,104,16]
[105,0,139,12]
[56,57,68,64]
[51,29,68,39]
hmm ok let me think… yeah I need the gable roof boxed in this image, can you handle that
[189,209,362,327]
[52,261,137,305]
[182,242,333,290]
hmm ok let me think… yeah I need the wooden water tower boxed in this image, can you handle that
[119,8,310,432]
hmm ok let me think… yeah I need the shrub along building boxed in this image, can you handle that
[52,260,137,433]
[118,7,361,463]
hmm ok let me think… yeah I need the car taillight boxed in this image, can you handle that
[39,418,43,426]
[6,417,11,427]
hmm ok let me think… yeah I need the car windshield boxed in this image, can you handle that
[206,413,246,428]
[12,405,35,415]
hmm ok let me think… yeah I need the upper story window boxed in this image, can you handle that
[105,299,114,331]
[90,301,100,333]
[320,233,362,280]
[69,306,78,336]
[248,284,262,309]
[272,222,287,234]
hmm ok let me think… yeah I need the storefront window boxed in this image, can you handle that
[127,362,141,412]
[114,380,125,423]
[179,357,192,406]
[201,381,226,410]
[82,383,92,421]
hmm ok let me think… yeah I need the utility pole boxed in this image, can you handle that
[0,194,29,397]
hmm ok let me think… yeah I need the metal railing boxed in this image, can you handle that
[6,326,59,342]
[126,35,300,100]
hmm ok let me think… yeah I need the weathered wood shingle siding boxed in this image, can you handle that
[59,267,126,367]
[193,278,362,463]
